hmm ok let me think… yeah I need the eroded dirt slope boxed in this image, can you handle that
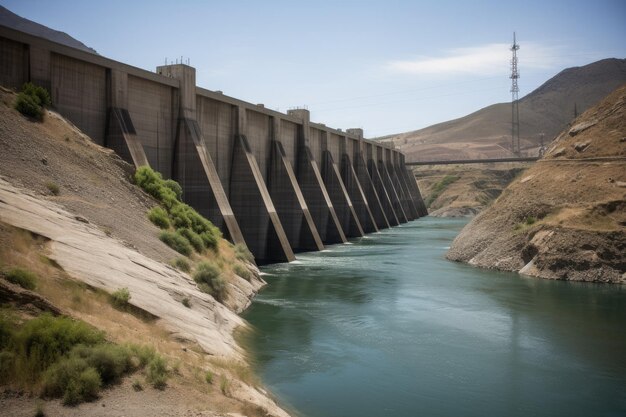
[447,84,626,283]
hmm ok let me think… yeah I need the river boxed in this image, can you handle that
[242,217,626,417]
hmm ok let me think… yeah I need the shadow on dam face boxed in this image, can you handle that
[0,25,426,263]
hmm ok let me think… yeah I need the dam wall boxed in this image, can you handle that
[0,25,426,263]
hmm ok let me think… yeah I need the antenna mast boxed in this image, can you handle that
[510,32,520,156]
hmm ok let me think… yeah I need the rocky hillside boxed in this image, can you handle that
[0,5,97,54]
[0,87,290,416]
[380,58,626,161]
[415,162,530,217]
[447,84,626,283]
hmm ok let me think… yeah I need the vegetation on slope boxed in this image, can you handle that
[134,166,257,304]
[0,311,168,405]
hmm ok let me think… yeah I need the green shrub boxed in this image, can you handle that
[172,257,191,272]
[525,216,537,225]
[147,206,170,229]
[170,204,192,229]
[163,179,182,201]
[45,182,60,196]
[200,231,218,251]
[146,355,168,389]
[110,288,131,308]
[133,167,178,210]
[127,344,156,367]
[159,231,192,256]
[4,267,37,290]
[42,356,101,405]
[13,314,104,382]
[205,370,213,385]
[71,344,133,384]
[134,166,222,251]
[22,82,51,107]
[181,297,191,308]
[233,263,252,281]
[193,262,227,302]
[234,244,254,263]
[15,92,43,120]
[178,228,205,253]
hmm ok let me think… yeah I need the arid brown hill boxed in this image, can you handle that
[446,84,626,283]
[380,58,626,162]
[0,5,97,54]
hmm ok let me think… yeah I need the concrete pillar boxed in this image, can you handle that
[230,129,295,263]
[400,157,428,217]
[320,132,364,238]
[364,143,399,226]
[376,146,407,223]
[268,117,324,252]
[290,109,347,244]
[352,144,390,229]
[160,64,247,248]
[390,150,419,220]
[340,153,378,233]
[105,69,149,167]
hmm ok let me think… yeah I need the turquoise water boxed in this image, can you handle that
[242,217,626,417]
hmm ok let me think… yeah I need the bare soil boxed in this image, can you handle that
[447,84,626,283]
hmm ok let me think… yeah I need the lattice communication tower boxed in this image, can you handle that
[510,32,520,155]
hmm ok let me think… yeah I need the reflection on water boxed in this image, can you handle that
[242,218,626,417]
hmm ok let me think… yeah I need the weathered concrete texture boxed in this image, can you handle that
[268,139,323,252]
[0,35,26,88]
[392,162,418,220]
[340,153,378,233]
[297,145,347,244]
[230,134,294,264]
[402,167,428,217]
[379,160,408,223]
[105,107,149,167]
[196,96,234,197]
[127,74,175,176]
[354,151,389,230]
[321,150,364,238]
[368,157,399,226]
[50,52,107,144]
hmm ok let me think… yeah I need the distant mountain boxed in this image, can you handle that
[0,5,97,54]
[379,58,626,162]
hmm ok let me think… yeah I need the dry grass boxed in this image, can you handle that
[0,222,271,415]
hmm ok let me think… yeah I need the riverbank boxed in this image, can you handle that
[447,85,626,282]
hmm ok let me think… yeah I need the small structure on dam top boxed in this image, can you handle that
[0,25,427,263]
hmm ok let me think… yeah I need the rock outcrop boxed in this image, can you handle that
[447,84,626,283]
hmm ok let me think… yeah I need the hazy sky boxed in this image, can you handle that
[3,0,625,137]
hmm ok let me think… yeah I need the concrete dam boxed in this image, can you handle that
[0,25,427,263]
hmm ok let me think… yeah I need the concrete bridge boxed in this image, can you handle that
[406,157,539,166]
[0,25,427,263]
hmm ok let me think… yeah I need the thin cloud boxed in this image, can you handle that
[386,43,559,76]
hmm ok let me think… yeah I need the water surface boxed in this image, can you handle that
[243,218,626,417]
